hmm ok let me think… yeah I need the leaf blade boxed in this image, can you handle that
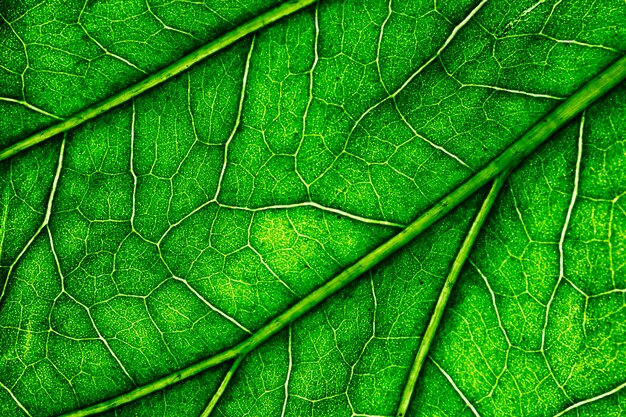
[57,56,626,417]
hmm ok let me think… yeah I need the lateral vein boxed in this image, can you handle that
[552,380,626,417]
[0,97,65,120]
[0,137,66,307]
[200,355,245,417]
[0,381,32,417]
[431,357,482,417]
[214,35,256,201]
[395,171,509,417]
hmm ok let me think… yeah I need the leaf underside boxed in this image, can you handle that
[0,0,625,417]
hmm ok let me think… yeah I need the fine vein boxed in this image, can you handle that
[57,54,626,417]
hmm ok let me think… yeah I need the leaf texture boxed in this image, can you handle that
[0,0,625,416]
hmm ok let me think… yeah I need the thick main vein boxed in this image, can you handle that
[0,0,318,162]
[56,54,626,417]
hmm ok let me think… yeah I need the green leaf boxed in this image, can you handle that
[0,0,625,417]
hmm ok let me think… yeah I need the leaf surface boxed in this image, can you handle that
[0,0,625,416]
